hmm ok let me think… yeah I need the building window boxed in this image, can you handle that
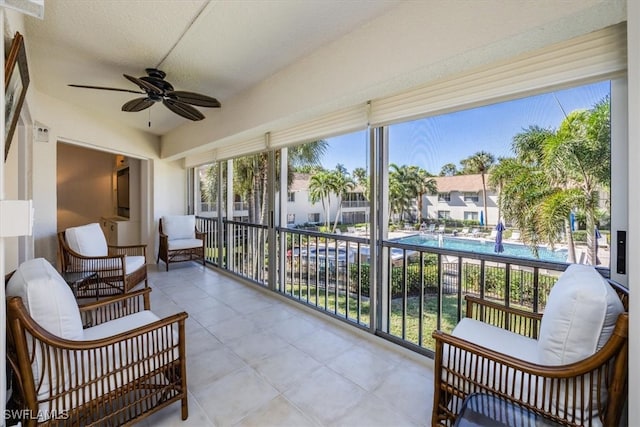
[438,211,451,219]
[342,211,366,224]
[438,193,451,202]
[464,211,478,221]
[287,213,295,224]
[308,213,320,223]
[287,192,295,202]
[463,192,479,203]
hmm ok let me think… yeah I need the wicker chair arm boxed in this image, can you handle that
[465,295,543,338]
[8,296,187,351]
[60,247,127,277]
[78,288,151,325]
[62,248,125,263]
[195,229,206,240]
[433,317,626,378]
[465,296,543,321]
[108,243,147,257]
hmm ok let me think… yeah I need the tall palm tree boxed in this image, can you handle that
[497,97,610,265]
[330,168,356,232]
[461,151,495,226]
[200,163,218,209]
[543,98,610,264]
[308,170,334,230]
[352,167,369,201]
[389,164,418,223]
[411,166,437,224]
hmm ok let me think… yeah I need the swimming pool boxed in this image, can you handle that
[394,234,568,263]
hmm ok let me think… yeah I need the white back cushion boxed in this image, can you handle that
[7,258,84,401]
[162,215,195,240]
[538,264,624,365]
[65,223,108,256]
[6,258,83,340]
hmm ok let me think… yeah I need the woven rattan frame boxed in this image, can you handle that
[6,287,189,426]
[157,218,205,271]
[431,282,628,427]
[57,231,148,297]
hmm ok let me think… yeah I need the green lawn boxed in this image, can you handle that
[284,283,462,351]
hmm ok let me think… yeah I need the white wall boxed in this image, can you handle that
[626,0,639,421]
[27,89,168,262]
[150,158,187,257]
[56,143,114,231]
[4,120,20,270]
[424,193,500,225]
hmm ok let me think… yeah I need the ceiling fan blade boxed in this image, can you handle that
[122,97,155,112]
[68,84,144,94]
[123,74,163,95]
[168,91,221,108]
[163,99,205,121]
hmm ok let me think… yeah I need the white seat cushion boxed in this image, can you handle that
[446,318,540,401]
[168,238,203,251]
[124,255,146,273]
[452,318,539,363]
[83,310,161,340]
[162,215,196,240]
[40,311,176,421]
[65,223,108,256]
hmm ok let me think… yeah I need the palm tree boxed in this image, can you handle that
[497,97,610,265]
[308,170,334,230]
[412,166,437,224]
[287,141,328,187]
[543,98,610,264]
[352,167,369,201]
[461,151,495,226]
[200,163,218,209]
[329,168,356,232]
[389,164,418,223]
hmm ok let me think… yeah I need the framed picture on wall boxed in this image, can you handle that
[5,31,30,161]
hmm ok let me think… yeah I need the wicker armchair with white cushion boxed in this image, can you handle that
[5,258,188,426]
[58,222,147,297]
[432,264,628,427]
[157,215,205,271]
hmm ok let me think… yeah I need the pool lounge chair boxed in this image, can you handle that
[470,228,480,237]
[509,230,521,241]
[460,227,470,236]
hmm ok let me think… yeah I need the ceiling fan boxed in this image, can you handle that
[69,68,221,121]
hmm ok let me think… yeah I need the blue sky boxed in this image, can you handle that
[321,80,610,175]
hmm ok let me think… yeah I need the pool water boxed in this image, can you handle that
[395,234,568,263]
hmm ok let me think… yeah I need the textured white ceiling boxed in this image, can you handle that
[24,0,400,135]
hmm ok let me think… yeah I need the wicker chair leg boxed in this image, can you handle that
[181,395,189,420]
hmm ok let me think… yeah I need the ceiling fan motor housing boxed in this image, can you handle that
[141,68,174,93]
[69,68,221,121]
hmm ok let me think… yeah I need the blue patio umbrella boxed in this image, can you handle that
[569,212,576,231]
[494,221,505,253]
[479,211,484,226]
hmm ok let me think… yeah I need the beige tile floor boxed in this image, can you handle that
[137,262,434,427]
